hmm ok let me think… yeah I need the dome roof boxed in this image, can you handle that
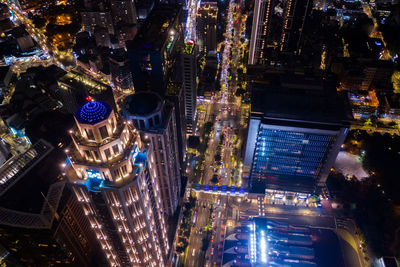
[124,92,162,116]
[76,101,112,124]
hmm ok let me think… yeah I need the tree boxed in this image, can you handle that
[176,246,185,253]
[189,195,197,208]
[388,120,398,128]
[201,237,210,252]
[211,175,219,184]
[32,16,47,29]
[188,136,201,149]
[235,88,245,97]
[204,122,214,135]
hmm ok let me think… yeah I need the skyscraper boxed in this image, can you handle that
[109,48,135,100]
[81,0,137,35]
[248,0,312,65]
[65,101,169,266]
[123,92,181,220]
[126,4,183,94]
[244,75,352,193]
[110,0,137,25]
[196,2,218,53]
[81,11,115,35]
[181,41,198,134]
[0,140,105,266]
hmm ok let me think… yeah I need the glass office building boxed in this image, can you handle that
[245,76,352,193]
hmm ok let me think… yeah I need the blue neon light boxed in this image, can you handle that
[87,169,102,179]
[132,146,139,164]
[76,101,111,124]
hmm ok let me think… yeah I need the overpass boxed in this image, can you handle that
[192,184,246,196]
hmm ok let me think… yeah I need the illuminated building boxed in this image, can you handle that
[81,0,137,36]
[11,25,34,52]
[0,140,105,266]
[94,26,112,48]
[65,101,169,266]
[126,4,183,94]
[111,0,137,25]
[248,218,315,266]
[244,77,351,193]
[109,48,135,100]
[54,70,116,114]
[196,2,218,53]
[348,90,379,119]
[248,0,312,64]
[123,92,181,220]
[81,11,115,35]
[181,41,198,134]
[135,0,155,22]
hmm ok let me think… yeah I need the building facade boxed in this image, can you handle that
[127,4,183,95]
[66,101,169,266]
[81,11,115,35]
[111,0,137,25]
[81,0,137,36]
[123,92,181,219]
[196,2,218,53]
[0,139,105,266]
[109,48,135,100]
[248,0,312,65]
[181,41,198,134]
[244,78,351,193]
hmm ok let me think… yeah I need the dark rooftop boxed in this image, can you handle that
[127,4,181,51]
[250,75,352,126]
[124,91,162,116]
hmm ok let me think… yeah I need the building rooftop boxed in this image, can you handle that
[250,75,352,127]
[127,4,181,51]
[76,101,112,125]
[124,91,162,116]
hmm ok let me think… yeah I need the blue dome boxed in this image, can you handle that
[76,101,112,124]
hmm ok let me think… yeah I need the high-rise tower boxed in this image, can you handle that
[65,101,169,266]
[122,92,181,220]
[181,41,198,134]
[244,75,352,193]
[126,4,183,94]
[248,0,312,65]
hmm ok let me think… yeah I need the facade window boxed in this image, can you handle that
[84,150,91,159]
[111,118,115,131]
[104,148,111,159]
[121,165,127,175]
[113,169,121,177]
[93,150,100,161]
[99,126,109,139]
[85,129,95,140]
[112,144,119,155]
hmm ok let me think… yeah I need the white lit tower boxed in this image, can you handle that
[122,92,181,221]
[65,100,169,266]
